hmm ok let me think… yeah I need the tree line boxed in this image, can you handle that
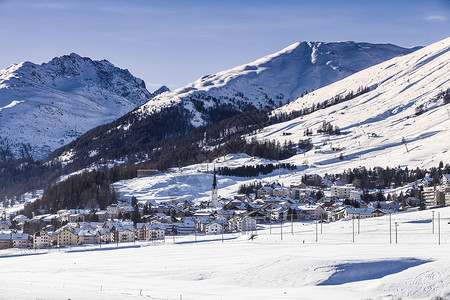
[218,163,296,178]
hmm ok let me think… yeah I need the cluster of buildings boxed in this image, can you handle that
[421,174,450,206]
[1,172,449,250]
[0,220,166,249]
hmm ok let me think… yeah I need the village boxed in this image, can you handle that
[0,171,449,250]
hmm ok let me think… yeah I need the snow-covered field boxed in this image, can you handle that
[1,207,450,300]
[113,153,293,204]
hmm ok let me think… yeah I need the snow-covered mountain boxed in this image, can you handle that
[138,41,420,126]
[44,42,420,168]
[108,38,449,206]
[252,37,450,173]
[0,53,167,160]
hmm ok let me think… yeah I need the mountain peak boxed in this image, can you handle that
[139,40,420,128]
[0,53,155,160]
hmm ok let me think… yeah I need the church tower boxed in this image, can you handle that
[211,168,220,208]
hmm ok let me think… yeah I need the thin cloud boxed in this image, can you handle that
[31,2,71,10]
[425,15,447,22]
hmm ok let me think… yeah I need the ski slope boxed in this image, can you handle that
[1,207,450,299]
[251,37,450,174]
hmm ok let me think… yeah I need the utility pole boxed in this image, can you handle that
[389,213,392,244]
[352,217,355,243]
[291,214,293,235]
[194,220,197,242]
[395,222,398,244]
[172,222,175,243]
[221,219,224,243]
[358,214,360,234]
[269,212,272,234]
[432,211,435,234]
[438,212,441,245]
[320,213,323,234]
[280,221,283,241]
[315,220,318,242]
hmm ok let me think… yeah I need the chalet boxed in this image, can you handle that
[442,174,450,187]
[290,182,307,189]
[204,222,223,235]
[294,205,325,220]
[11,233,29,248]
[344,207,374,219]
[0,233,11,249]
[0,220,11,230]
[76,222,101,230]
[76,229,100,245]
[257,186,274,198]
[328,208,346,222]
[213,210,235,219]
[370,209,386,218]
[421,177,434,187]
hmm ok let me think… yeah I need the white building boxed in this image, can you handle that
[32,231,50,249]
[331,185,355,199]
[11,233,29,248]
[77,229,100,245]
[422,187,437,204]
[228,216,256,233]
[204,222,223,235]
[240,216,257,232]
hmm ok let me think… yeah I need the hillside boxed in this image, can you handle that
[110,38,449,206]
[0,53,167,160]
[47,42,418,167]
[254,37,450,174]
[138,41,419,126]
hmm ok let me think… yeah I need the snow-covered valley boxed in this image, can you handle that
[1,207,449,300]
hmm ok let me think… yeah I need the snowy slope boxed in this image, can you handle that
[248,37,450,174]
[109,38,449,206]
[1,206,450,300]
[0,53,166,160]
[138,41,419,126]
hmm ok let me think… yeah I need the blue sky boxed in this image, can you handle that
[0,0,448,90]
